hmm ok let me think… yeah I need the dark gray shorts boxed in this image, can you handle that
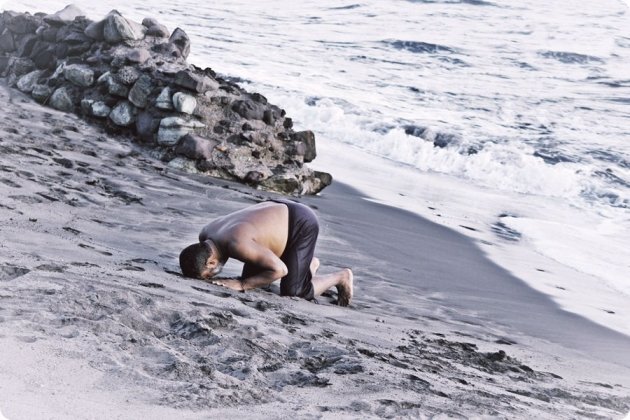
[241,199,318,300]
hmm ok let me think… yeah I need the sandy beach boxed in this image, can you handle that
[1,80,629,419]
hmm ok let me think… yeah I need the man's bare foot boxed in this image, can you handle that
[310,257,320,277]
[336,268,353,307]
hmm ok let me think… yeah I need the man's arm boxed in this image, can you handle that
[212,239,287,292]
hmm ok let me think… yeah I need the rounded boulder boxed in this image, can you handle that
[172,92,197,114]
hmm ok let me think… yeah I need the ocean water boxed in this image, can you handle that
[4,0,630,335]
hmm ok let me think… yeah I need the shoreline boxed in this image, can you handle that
[307,136,630,339]
[307,181,630,368]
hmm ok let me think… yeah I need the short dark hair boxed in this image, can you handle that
[179,242,211,278]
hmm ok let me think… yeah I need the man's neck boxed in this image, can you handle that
[206,239,227,264]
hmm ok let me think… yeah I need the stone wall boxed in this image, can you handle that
[0,5,332,195]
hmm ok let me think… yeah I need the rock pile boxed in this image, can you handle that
[0,5,332,194]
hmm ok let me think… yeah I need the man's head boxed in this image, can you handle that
[179,240,224,279]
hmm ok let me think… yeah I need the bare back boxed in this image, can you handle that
[199,201,289,258]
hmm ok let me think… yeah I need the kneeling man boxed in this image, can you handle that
[179,199,353,306]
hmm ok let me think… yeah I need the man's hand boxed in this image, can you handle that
[209,278,244,292]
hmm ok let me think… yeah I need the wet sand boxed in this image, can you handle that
[1,83,629,419]
[308,183,630,368]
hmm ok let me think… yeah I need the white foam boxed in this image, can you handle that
[273,92,590,199]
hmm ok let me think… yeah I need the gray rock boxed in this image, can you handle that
[97,71,111,84]
[8,57,35,77]
[296,172,332,195]
[262,109,275,126]
[30,43,56,70]
[288,141,306,158]
[103,13,146,43]
[80,98,93,114]
[62,30,90,45]
[126,48,150,64]
[44,5,85,26]
[175,70,218,93]
[145,24,169,38]
[84,19,105,40]
[154,87,173,110]
[175,134,218,160]
[110,55,125,69]
[50,87,74,112]
[232,100,265,120]
[251,93,268,104]
[0,11,18,29]
[136,111,159,142]
[67,42,91,57]
[39,26,58,42]
[0,28,15,52]
[64,64,94,87]
[167,157,199,173]
[172,92,196,114]
[91,101,111,118]
[50,62,66,79]
[99,72,129,97]
[44,63,63,86]
[6,13,40,35]
[109,79,129,97]
[157,116,205,145]
[54,43,69,59]
[116,66,140,85]
[16,69,41,93]
[109,101,135,126]
[128,75,153,108]
[169,27,190,59]
[261,175,300,195]
[31,84,53,103]
[141,17,160,28]
[16,34,37,57]
[0,56,9,76]
[291,130,317,162]
[151,42,181,57]
[313,171,333,192]
[244,171,265,185]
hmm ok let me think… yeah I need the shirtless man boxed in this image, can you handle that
[179,199,353,306]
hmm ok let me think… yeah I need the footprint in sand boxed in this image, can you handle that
[35,264,67,273]
[0,178,21,188]
[8,195,44,204]
[0,265,30,281]
[139,282,165,289]
[78,243,113,256]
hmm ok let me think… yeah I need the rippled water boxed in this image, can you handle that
[164,0,629,210]
[4,0,630,333]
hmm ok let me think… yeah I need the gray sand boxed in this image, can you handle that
[1,84,629,419]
